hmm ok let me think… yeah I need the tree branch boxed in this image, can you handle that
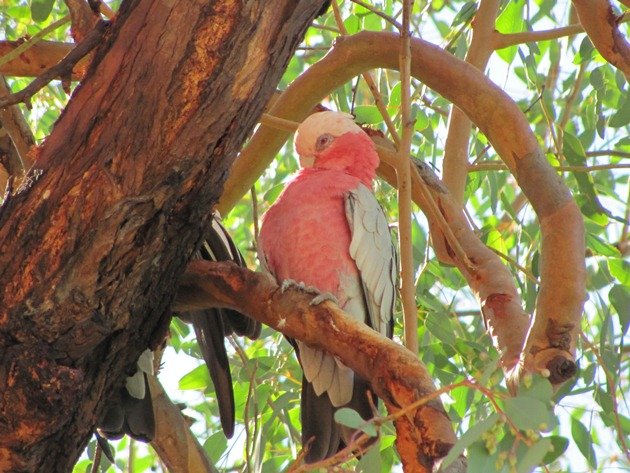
[0,76,35,171]
[0,40,86,78]
[572,0,630,77]
[442,0,499,204]
[149,377,218,473]
[0,21,106,109]
[175,261,461,473]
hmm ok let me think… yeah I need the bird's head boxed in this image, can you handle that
[294,111,379,184]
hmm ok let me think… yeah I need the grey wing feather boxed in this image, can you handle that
[345,185,397,338]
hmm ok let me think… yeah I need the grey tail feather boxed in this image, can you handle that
[301,377,341,463]
[98,372,155,443]
[301,375,378,463]
[339,376,379,455]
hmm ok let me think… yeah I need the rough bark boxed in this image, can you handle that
[176,261,460,473]
[0,1,324,471]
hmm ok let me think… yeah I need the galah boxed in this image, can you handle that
[258,111,396,462]
[98,213,261,444]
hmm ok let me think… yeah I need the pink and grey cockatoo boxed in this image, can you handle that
[258,111,396,462]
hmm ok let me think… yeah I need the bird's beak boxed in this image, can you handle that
[299,155,315,168]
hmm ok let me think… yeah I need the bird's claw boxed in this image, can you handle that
[309,292,338,306]
[280,280,338,306]
[281,279,321,295]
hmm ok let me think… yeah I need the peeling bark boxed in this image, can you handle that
[0,1,324,471]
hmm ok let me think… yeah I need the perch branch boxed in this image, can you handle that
[175,261,461,473]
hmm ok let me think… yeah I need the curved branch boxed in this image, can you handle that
[572,0,630,77]
[175,261,461,473]
[219,31,585,388]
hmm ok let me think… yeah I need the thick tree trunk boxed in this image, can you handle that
[0,1,324,471]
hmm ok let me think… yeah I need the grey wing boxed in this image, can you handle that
[345,184,397,338]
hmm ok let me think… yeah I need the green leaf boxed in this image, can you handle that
[204,431,228,463]
[441,413,500,469]
[609,90,630,127]
[451,1,477,27]
[356,441,381,473]
[467,439,505,472]
[609,284,630,335]
[563,131,608,219]
[425,311,457,346]
[30,0,55,22]
[518,375,553,404]
[517,437,552,473]
[334,408,377,437]
[178,364,210,390]
[495,0,525,63]
[608,258,630,285]
[586,233,621,257]
[542,436,569,464]
[388,82,401,107]
[571,417,597,468]
[503,396,551,431]
[354,105,383,125]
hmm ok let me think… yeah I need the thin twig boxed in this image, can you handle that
[311,23,340,33]
[90,441,102,473]
[488,246,539,284]
[259,113,298,132]
[0,76,35,171]
[580,333,630,463]
[495,24,584,49]
[398,0,417,354]
[468,162,630,172]
[559,60,587,130]
[0,21,108,110]
[349,0,403,29]
[331,1,401,145]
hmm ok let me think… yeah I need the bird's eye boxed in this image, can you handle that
[315,133,334,152]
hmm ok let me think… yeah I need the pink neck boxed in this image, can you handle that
[313,132,379,185]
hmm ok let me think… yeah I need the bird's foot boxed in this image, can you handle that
[280,279,321,295]
[309,292,338,306]
[279,280,338,306]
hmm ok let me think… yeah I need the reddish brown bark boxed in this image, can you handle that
[0,1,325,471]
